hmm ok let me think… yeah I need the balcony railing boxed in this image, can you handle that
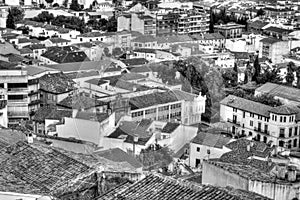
[227,118,240,126]
[7,88,28,93]
[8,111,29,117]
[254,127,270,135]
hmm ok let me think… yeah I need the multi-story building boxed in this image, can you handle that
[259,37,289,64]
[118,13,156,36]
[220,95,300,150]
[129,90,206,125]
[214,23,245,39]
[264,7,295,19]
[0,67,29,126]
[177,11,209,35]
[156,13,179,36]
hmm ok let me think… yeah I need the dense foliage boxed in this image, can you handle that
[6,7,24,29]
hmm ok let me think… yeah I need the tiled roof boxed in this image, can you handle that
[131,35,156,43]
[162,122,180,133]
[220,95,271,117]
[191,131,232,149]
[46,60,112,72]
[39,73,75,94]
[0,142,92,196]
[114,79,150,91]
[122,58,149,66]
[260,37,282,44]
[58,94,107,109]
[79,31,104,38]
[156,35,193,44]
[120,72,147,81]
[23,65,55,76]
[20,48,33,54]
[75,111,109,122]
[255,82,300,104]
[93,148,143,169]
[41,46,90,64]
[98,173,255,200]
[32,105,72,122]
[264,26,292,34]
[270,105,299,115]
[24,43,46,50]
[249,20,269,29]
[108,120,153,145]
[129,91,179,110]
[129,65,152,73]
[133,48,156,54]
[48,38,70,43]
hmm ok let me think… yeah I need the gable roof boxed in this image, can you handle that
[255,82,300,104]
[58,95,107,109]
[97,173,258,200]
[94,148,143,169]
[32,105,72,122]
[39,73,75,94]
[0,141,92,196]
[161,122,180,133]
[41,46,90,64]
[122,58,149,66]
[191,131,232,149]
[220,95,271,117]
[46,60,112,72]
[132,35,156,43]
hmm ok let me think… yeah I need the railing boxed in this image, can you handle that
[254,127,270,135]
[227,118,241,126]
[8,111,28,117]
[7,88,28,92]
[7,99,29,103]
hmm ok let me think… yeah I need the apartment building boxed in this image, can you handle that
[129,90,206,125]
[0,67,29,126]
[214,23,245,39]
[177,11,210,35]
[156,13,179,36]
[118,13,156,36]
[259,37,289,64]
[220,95,300,150]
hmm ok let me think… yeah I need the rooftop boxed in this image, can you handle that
[161,122,180,133]
[220,95,271,117]
[58,94,107,109]
[260,37,282,44]
[75,111,109,122]
[122,58,149,66]
[39,72,75,94]
[255,82,300,104]
[41,46,90,64]
[93,148,143,169]
[97,173,263,200]
[46,60,112,72]
[32,105,72,122]
[191,131,232,149]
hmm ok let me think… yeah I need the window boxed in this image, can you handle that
[280,116,283,122]
[284,117,286,123]
[279,140,284,147]
[250,120,253,126]
[279,128,285,138]
[243,112,245,118]
[296,127,298,136]
[233,108,237,112]
[196,147,200,152]
[294,139,298,148]
[275,115,277,121]
[250,113,254,118]
[289,128,293,137]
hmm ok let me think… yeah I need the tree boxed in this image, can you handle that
[87,18,108,31]
[106,16,117,32]
[112,47,123,57]
[286,63,295,86]
[222,68,238,87]
[45,0,54,4]
[252,55,260,82]
[256,9,265,17]
[63,0,68,7]
[32,11,54,23]
[70,0,81,11]
[52,15,88,33]
[53,3,59,7]
[256,66,282,84]
[296,67,300,89]
[6,7,24,29]
[103,47,111,57]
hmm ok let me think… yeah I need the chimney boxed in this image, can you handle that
[246,144,251,152]
[27,133,33,144]
[72,109,78,118]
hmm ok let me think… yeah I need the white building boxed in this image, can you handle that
[220,95,300,150]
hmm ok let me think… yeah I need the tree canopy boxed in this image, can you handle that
[70,0,82,11]
[6,7,24,29]
[32,11,54,23]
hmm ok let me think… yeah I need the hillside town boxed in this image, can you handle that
[1,0,300,199]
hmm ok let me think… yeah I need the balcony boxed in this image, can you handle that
[227,118,240,126]
[254,127,270,135]
[7,88,28,93]
[8,111,29,117]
